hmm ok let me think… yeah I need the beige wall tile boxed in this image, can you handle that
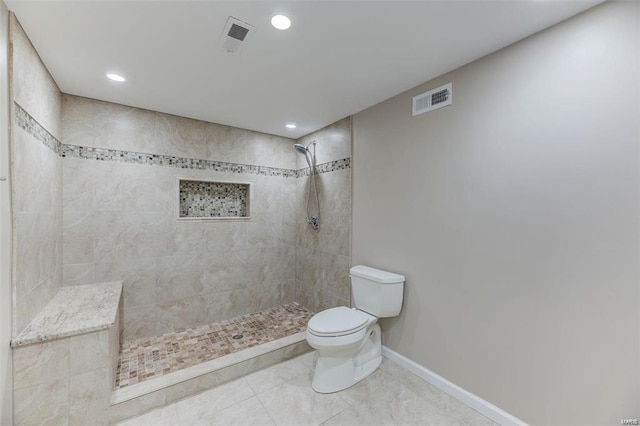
[10,14,63,337]
[62,95,155,153]
[62,158,94,212]
[62,94,296,169]
[155,255,205,304]
[69,330,110,375]
[94,258,156,309]
[11,127,60,213]
[121,303,160,342]
[14,378,69,426]
[13,338,69,390]
[10,15,61,139]
[14,274,61,334]
[14,212,59,294]
[69,367,111,426]
[63,263,95,286]
[157,295,204,333]
[201,288,249,324]
[62,211,94,265]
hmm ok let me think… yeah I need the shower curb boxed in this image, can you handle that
[110,332,310,423]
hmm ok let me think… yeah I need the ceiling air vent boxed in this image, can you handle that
[412,83,452,116]
[221,17,254,53]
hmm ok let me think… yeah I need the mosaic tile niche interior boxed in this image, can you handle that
[178,179,250,219]
[36,95,350,387]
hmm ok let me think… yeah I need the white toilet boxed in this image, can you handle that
[306,265,405,393]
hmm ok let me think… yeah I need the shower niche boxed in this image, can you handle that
[177,178,251,221]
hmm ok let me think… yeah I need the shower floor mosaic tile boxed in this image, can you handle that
[115,303,314,389]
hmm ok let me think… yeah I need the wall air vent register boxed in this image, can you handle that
[412,83,453,116]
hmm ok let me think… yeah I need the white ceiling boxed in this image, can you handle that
[6,0,602,139]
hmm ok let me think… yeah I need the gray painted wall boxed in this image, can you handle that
[352,2,639,424]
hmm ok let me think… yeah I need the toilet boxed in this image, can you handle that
[306,265,405,393]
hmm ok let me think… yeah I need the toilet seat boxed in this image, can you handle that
[307,307,373,337]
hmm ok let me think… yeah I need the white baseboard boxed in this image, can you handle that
[381,346,528,426]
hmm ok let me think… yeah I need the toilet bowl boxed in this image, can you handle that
[306,307,381,393]
[306,266,404,394]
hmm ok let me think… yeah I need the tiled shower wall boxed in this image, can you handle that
[9,15,63,336]
[62,95,300,341]
[295,118,352,313]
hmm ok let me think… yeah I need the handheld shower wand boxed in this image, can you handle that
[293,141,319,230]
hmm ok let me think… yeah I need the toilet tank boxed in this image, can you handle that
[350,265,405,317]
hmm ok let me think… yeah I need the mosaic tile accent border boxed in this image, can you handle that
[61,144,299,177]
[115,303,314,389]
[299,158,351,176]
[14,101,351,178]
[14,102,64,155]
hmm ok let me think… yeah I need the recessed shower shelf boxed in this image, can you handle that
[177,178,251,221]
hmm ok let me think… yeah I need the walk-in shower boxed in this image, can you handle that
[294,141,319,230]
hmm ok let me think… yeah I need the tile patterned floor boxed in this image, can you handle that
[116,303,314,389]
[116,351,497,426]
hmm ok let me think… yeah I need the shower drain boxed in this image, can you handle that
[232,333,244,340]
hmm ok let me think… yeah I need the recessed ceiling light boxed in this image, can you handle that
[286,123,296,129]
[271,14,291,30]
[106,73,126,82]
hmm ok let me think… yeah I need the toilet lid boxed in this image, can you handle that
[307,307,371,336]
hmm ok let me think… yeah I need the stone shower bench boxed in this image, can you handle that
[11,281,122,425]
[12,281,122,347]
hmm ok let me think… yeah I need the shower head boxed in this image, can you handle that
[293,142,315,167]
[293,143,308,155]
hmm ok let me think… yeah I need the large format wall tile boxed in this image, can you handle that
[14,212,59,294]
[295,118,352,314]
[62,210,94,264]
[63,262,95,286]
[121,303,161,342]
[10,15,61,139]
[14,273,61,335]
[13,378,69,426]
[69,330,110,376]
[12,126,60,213]
[13,339,69,390]
[62,94,297,170]
[13,210,62,333]
[62,95,155,153]
[69,367,111,426]
[93,211,177,262]
[10,14,63,336]
[154,255,207,304]
[62,158,94,212]
[91,161,174,214]
[202,288,249,324]
[157,295,205,334]
[296,116,351,168]
[94,258,156,309]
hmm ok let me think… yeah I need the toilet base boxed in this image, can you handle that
[310,324,382,394]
